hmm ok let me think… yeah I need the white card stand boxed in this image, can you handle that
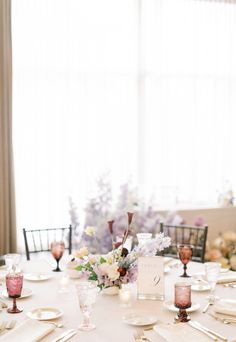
[137,256,164,300]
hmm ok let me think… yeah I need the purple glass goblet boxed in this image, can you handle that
[174,282,191,322]
[178,244,193,277]
[6,273,23,314]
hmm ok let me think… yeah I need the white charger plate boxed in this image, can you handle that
[163,300,200,313]
[27,307,63,320]
[2,288,32,299]
[24,273,52,281]
[122,312,158,326]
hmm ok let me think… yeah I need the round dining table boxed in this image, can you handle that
[0,259,235,342]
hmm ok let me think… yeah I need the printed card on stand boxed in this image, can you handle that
[137,256,164,300]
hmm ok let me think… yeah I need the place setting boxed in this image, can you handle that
[142,282,230,342]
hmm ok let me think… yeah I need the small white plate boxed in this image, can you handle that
[220,268,230,273]
[24,273,52,281]
[122,312,158,326]
[26,307,63,320]
[2,288,33,299]
[191,283,211,292]
[164,266,171,274]
[163,300,200,313]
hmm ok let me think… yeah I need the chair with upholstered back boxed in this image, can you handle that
[23,225,72,260]
[159,222,208,263]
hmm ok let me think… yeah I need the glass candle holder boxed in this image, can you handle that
[174,283,191,322]
[6,271,23,314]
[119,285,132,308]
[58,272,70,293]
[177,244,193,277]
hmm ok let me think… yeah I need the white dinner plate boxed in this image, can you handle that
[24,273,52,281]
[163,300,200,313]
[122,312,158,326]
[26,307,63,320]
[2,288,33,299]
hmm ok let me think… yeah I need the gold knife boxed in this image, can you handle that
[60,331,77,342]
[191,321,228,341]
[50,329,76,342]
[188,321,218,341]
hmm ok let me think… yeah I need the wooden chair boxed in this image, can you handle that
[159,222,208,263]
[23,225,72,260]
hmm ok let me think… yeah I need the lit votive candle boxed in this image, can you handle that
[119,286,132,307]
[59,273,70,293]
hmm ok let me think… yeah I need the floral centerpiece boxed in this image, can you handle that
[205,230,236,270]
[71,212,171,290]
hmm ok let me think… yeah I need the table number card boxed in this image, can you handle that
[137,256,164,300]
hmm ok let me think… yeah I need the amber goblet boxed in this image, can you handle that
[51,241,65,272]
[174,283,191,322]
[178,244,193,277]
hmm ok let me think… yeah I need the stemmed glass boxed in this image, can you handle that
[6,271,23,314]
[205,262,220,300]
[178,244,193,277]
[51,241,65,272]
[174,282,191,322]
[4,254,21,271]
[76,281,97,331]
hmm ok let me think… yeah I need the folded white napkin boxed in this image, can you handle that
[217,271,236,284]
[0,319,55,342]
[144,323,212,342]
[214,299,236,317]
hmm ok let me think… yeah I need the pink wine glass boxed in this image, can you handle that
[6,273,23,313]
[51,241,65,272]
[178,244,193,277]
[174,282,191,322]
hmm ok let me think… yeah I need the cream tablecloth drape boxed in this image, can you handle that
[0,260,235,342]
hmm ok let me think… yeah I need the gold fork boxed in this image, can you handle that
[133,330,150,341]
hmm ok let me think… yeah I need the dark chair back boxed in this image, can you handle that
[160,222,208,263]
[23,225,72,260]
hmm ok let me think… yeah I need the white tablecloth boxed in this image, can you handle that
[0,259,236,342]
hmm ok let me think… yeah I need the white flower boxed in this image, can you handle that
[88,255,97,265]
[99,262,110,275]
[107,264,120,281]
[85,226,96,237]
[74,246,89,259]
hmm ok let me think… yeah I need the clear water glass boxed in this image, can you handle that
[76,281,97,331]
[205,262,220,299]
[4,254,21,271]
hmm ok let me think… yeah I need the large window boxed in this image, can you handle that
[12,0,236,232]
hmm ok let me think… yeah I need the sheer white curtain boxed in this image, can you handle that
[12,0,139,232]
[12,0,236,234]
[141,0,236,207]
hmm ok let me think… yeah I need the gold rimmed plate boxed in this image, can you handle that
[2,288,33,299]
[163,300,200,313]
[26,307,63,320]
[122,312,158,326]
[24,273,52,282]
